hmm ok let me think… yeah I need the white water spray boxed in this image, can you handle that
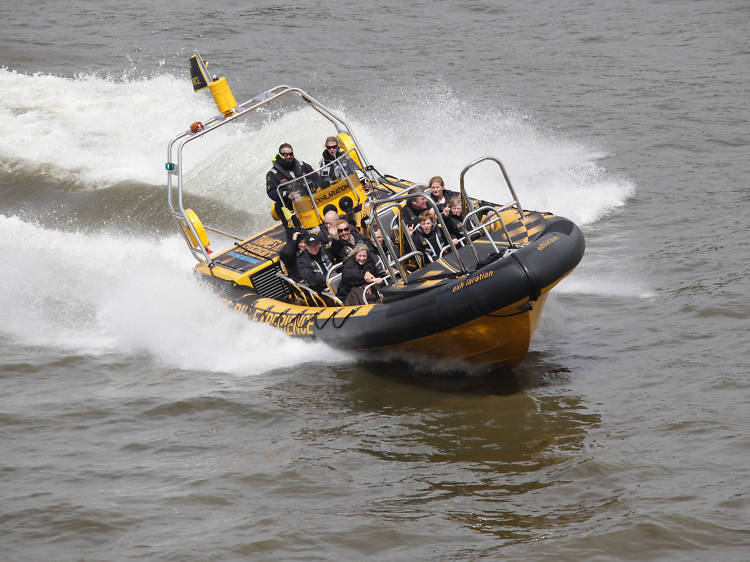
[0,215,349,374]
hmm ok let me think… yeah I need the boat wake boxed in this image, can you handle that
[0,68,634,226]
[0,215,348,375]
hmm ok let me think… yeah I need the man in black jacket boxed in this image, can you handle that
[296,233,336,292]
[334,218,372,260]
[279,229,307,281]
[401,187,429,231]
[266,143,319,236]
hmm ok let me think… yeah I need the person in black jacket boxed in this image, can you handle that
[401,187,430,232]
[428,175,458,216]
[368,226,396,273]
[337,243,385,304]
[318,136,358,187]
[443,196,465,240]
[279,229,307,281]
[296,233,336,292]
[334,218,372,260]
[265,143,319,236]
[412,211,454,262]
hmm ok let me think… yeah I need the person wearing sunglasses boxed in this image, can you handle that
[266,142,319,236]
[334,218,372,260]
[318,136,359,187]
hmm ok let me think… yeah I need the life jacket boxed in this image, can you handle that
[414,226,446,260]
[319,148,355,180]
[310,251,334,276]
[272,155,304,182]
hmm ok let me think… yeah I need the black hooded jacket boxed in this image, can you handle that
[337,257,379,299]
[412,224,449,261]
[266,156,318,204]
[319,148,358,183]
[296,248,335,292]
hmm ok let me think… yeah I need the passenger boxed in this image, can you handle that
[322,209,341,240]
[279,229,307,281]
[296,233,336,292]
[337,243,385,305]
[412,211,454,261]
[444,196,465,239]
[401,187,429,232]
[319,136,358,186]
[368,226,395,274]
[424,207,438,222]
[265,143,319,236]
[335,218,371,259]
[428,175,457,215]
[319,209,346,258]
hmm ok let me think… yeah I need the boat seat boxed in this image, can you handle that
[324,262,344,306]
[326,262,343,295]
[275,272,328,307]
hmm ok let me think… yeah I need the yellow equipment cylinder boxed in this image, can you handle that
[336,133,363,169]
[292,195,321,229]
[208,77,237,116]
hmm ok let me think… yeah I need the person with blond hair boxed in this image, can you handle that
[338,243,385,304]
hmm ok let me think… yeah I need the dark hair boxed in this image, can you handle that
[278,142,293,153]
[408,186,426,203]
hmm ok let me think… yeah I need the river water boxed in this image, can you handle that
[1,1,748,560]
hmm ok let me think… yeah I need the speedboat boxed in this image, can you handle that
[166,54,585,367]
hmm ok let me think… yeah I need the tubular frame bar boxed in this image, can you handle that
[459,156,524,222]
[166,85,375,263]
[367,191,467,282]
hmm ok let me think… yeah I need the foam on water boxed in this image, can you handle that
[0,69,634,226]
[0,214,349,374]
[180,88,636,228]
[555,275,657,300]
[0,68,242,187]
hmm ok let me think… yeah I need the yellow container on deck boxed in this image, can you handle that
[336,133,363,169]
[292,195,319,229]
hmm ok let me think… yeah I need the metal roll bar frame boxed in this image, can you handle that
[166,85,377,263]
[458,156,528,262]
[367,191,468,283]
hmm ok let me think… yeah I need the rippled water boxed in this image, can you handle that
[1,1,749,560]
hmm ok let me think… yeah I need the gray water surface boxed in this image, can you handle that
[1,1,748,560]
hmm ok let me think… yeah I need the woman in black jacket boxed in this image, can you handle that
[337,243,385,304]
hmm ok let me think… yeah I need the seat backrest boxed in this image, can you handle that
[326,262,344,295]
[276,271,327,307]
